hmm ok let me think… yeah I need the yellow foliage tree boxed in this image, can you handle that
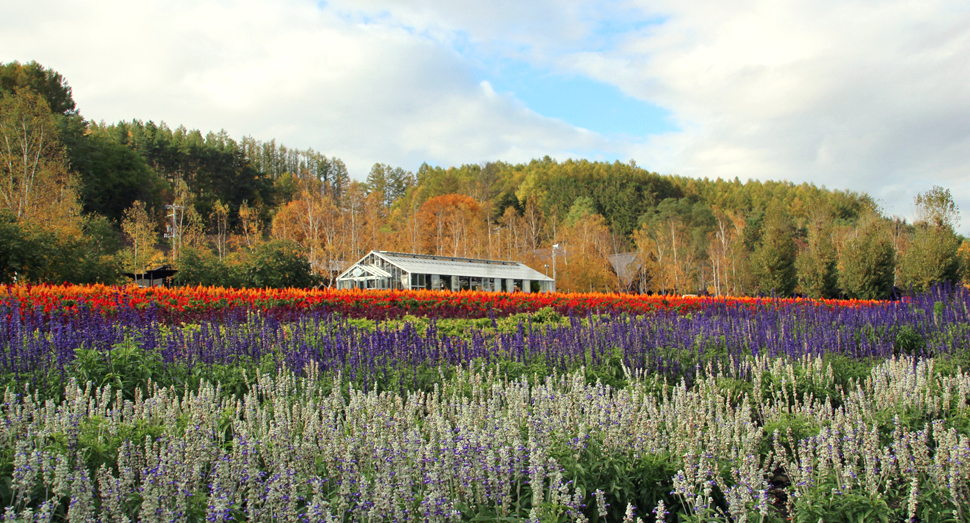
[271,177,343,279]
[237,200,263,249]
[210,199,230,260]
[121,200,162,275]
[0,90,80,233]
[557,210,616,293]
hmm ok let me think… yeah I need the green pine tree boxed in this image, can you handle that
[752,209,797,297]
[839,217,896,300]
[796,223,839,298]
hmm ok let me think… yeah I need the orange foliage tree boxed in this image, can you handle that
[417,194,482,257]
[271,177,342,278]
[556,208,617,293]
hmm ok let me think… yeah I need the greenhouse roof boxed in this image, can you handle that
[346,251,553,282]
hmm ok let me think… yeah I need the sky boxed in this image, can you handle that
[2,0,969,230]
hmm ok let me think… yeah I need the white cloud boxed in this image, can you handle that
[2,0,970,230]
[300,0,970,227]
[0,0,606,177]
[324,0,599,52]
[586,0,970,224]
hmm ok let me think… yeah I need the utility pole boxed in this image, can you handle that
[164,204,182,263]
[552,243,560,284]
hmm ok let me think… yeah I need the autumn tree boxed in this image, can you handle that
[635,198,712,294]
[0,90,80,232]
[556,199,616,293]
[418,194,482,257]
[633,220,675,294]
[522,195,545,253]
[899,226,961,293]
[915,185,959,230]
[708,207,749,296]
[0,61,77,116]
[958,240,970,285]
[496,206,525,261]
[1,61,134,229]
[387,186,426,255]
[361,190,389,254]
[271,176,342,279]
[121,200,161,275]
[237,200,263,249]
[166,177,199,263]
[210,199,230,260]
[180,207,207,254]
[341,182,368,261]
[631,227,660,293]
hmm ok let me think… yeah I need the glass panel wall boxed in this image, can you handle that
[410,273,432,290]
[439,275,453,291]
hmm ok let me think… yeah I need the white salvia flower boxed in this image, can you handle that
[0,350,966,520]
[35,499,56,523]
[622,502,636,523]
[52,455,71,500]
[594,488,608,517]
[10,440,34,502]
[97,464,131,523]
[907,475,920,520]
[653,499,668,522]
[67,466,96,523]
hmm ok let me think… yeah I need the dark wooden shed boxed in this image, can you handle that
[123,265,178,287]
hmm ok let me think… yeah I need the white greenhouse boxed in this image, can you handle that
[335,251,556,293]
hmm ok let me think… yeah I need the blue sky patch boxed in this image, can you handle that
[484,62,676,138]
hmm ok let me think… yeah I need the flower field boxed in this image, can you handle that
[0,283,879,320]
[1,284,969,522]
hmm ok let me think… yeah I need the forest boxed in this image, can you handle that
[1,60,966,299]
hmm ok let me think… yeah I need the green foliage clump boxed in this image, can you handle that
[72,336,162,401]
[839,217,896,300]
[172,247,246,288]
[0,213,123,285]
[899,225,961,293]
[243,240,319,289]
[752,209,797,297]
[174,240,319,289]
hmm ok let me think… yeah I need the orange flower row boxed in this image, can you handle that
[0,283,884,319]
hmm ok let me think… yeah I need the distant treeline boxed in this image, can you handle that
[1,60,965,297]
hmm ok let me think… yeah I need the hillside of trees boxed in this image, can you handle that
[2,60,967,298]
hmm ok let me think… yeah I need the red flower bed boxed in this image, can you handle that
[0,284,882,320]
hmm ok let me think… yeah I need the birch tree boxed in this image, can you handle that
[121,200,160,275]
[0,90,80,232]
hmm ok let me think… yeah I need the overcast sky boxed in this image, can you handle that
[2,0,969,230]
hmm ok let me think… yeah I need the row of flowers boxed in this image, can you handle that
[1,356,967,522]
[0,284,884,320]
